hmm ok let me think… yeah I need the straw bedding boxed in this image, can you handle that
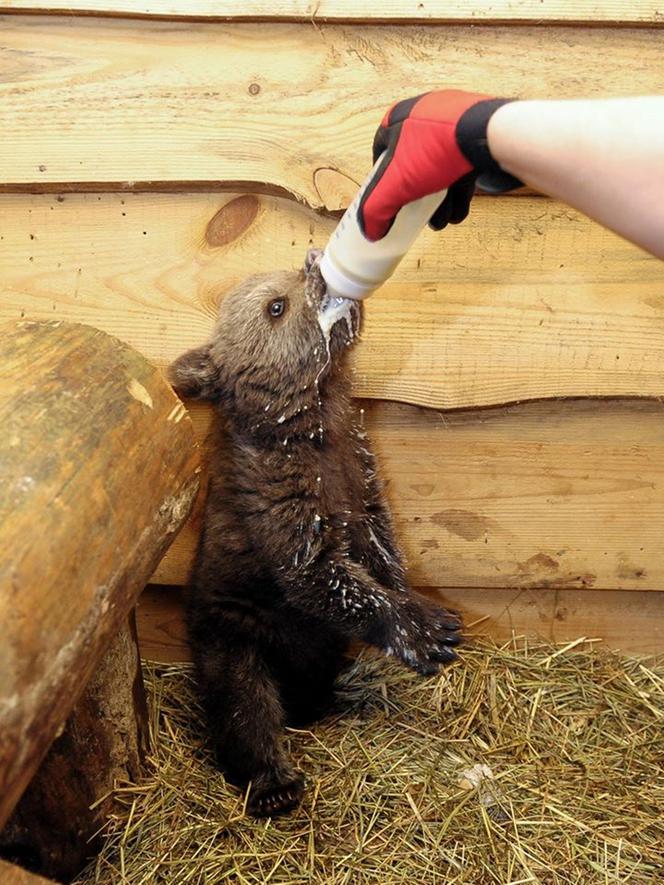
[75,637,664,885]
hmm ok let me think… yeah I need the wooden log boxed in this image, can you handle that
[0,859,57,885]
[0,320,200,829]
[0,19,662,196]
[2,0,663,25]
[1,192,662,412]
[153,398,664,592]
[0,617,148,882]
[136,583,664,659]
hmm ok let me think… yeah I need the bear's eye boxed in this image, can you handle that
[268,298,286,318]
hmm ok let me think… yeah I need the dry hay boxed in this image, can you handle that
[75,637,664,885]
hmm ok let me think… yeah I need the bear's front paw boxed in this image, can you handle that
[247,770,305,818]
[389,600,462,676]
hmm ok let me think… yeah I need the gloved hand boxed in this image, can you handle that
[358,90,523,241]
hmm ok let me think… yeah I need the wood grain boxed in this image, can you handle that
[0,19,662,196]
[2,192,663,411]
[137,584,664,660]
[136,584,190,662]
[154,398,664,593]
[0,320,200,828]
[2,0,663,25]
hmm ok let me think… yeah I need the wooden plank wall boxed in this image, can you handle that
[1,2,663,657]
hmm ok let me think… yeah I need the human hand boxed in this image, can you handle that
[358,89,523,241]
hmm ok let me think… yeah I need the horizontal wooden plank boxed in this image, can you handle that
[2,0,663,24]
[2,192,663,411]
[137,585,189,662]
[0,19,663,197]
[136,584,664,660]
[153,398,664,592]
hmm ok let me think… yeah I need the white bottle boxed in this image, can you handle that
[320,157,447,301]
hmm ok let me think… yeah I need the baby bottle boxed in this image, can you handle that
[320,156,447,301]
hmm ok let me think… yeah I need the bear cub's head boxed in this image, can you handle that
[169,249,362,423]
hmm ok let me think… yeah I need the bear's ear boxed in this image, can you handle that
[304,247,323,274]
[168,344,220,401]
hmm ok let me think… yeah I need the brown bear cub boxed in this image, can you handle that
[169,250,461,817]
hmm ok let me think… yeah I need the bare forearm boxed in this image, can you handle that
[488,98,664,259]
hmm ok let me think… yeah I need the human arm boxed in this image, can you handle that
[360,91,664,259]
[487,97,664,259]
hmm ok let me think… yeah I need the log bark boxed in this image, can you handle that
[0,320,200,829]
[0,617,148,882]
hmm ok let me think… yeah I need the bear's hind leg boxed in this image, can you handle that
[194,633,304,817]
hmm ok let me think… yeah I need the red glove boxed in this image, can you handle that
[358,90,523,241]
